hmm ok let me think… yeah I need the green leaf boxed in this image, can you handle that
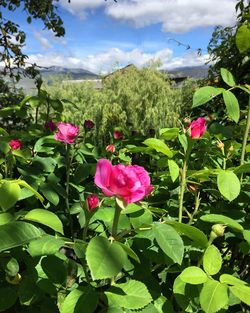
[200,280,228,313]
[61,286,98,313]
[153,223,184,265]
[165,221,208,248]
[86,236,127,280]
[143,138,173,157]
[40,183,60,206]
[0,181,21,211]
[203,245,222,275]
[116,242,140,263]
[0,221,42,252]
[0,212,14,225]
[24,209,64,234]
[222,90,240,122]
[1,257,19,276]
[200,214,243,232]
[192,86,222,108]
[220,274,247,286]
[28,235,65,256]
[236,25,250,53]
[243,230,250,244]
[168,159,179,182]
[217,171,240,201]
[178,133,188,152]
[41,255,67,284]
[230,285,250,306]
[105,280,152,310]
[180,266,207,285]
[160,128,179,140]
[0,287,18,312]
[121,203,142,215]
[220,68,236,87]
[17,180,44,203]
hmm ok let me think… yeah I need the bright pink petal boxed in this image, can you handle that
[94,159,114,196]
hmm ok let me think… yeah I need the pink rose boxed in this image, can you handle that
[188,117,206,139]
[9,139,22,150]
[94,159,153,204]
[54,122,79,144]
[86,194,99,212]
[45,120,56,132]
[106,144,115,153]
[84,120,94,129]
[113,130,122,140]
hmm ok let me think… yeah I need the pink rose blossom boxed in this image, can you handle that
[45,120,56,132]
[86,194,99,212]
[113,130,122,140]
[54,122,79,144]
[9,139,22,150]
[106,144,115,153]
[84,120,94,129]
[94,159,153,204]
[188,117,206,139]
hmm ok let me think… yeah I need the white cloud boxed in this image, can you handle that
[34,31,52,50]
[27,47,208,74]
[59,0,236,33]
[59,0,106,19]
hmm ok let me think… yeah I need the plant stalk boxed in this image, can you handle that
[178,145,192,223]
[240,95,250,166]
[66,144,74,238]
[112,201,122,238]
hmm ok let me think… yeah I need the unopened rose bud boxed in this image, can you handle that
[212,224,226,237]
[86,194,99,212]
[106,144,115,153]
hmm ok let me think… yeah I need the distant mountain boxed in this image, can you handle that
[163,65,209,79]
[40,66,99,79]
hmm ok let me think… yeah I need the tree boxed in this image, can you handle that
[207,0,250,84]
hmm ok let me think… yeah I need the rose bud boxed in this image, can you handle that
[9,139,22,150]
[86,194,99,212]
[113,130,122,140]
[44,120,56,132]
[84,120,94,130]
[188,117,206,139]
[106,144,115,153]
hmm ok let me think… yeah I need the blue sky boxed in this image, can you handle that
[6,0,237,74]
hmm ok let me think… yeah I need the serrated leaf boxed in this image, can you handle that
[230,285,250,306]
[24,209,64,234]
[203,245,222,276]
[217,171,240,201]
[105,280,152,310]
[168,159,179,182]
[116,242,140,263]
[200,214,243,232]
[153,223,184,265]
[192,86,222,108]
[143,138,173,157]
[200,280,228,313]
[61,286,98,313]
[180,266,207,285]
[220,68,236,87]
[0,222,42,252]
[86,236,126,280]
[222,90,240,122]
